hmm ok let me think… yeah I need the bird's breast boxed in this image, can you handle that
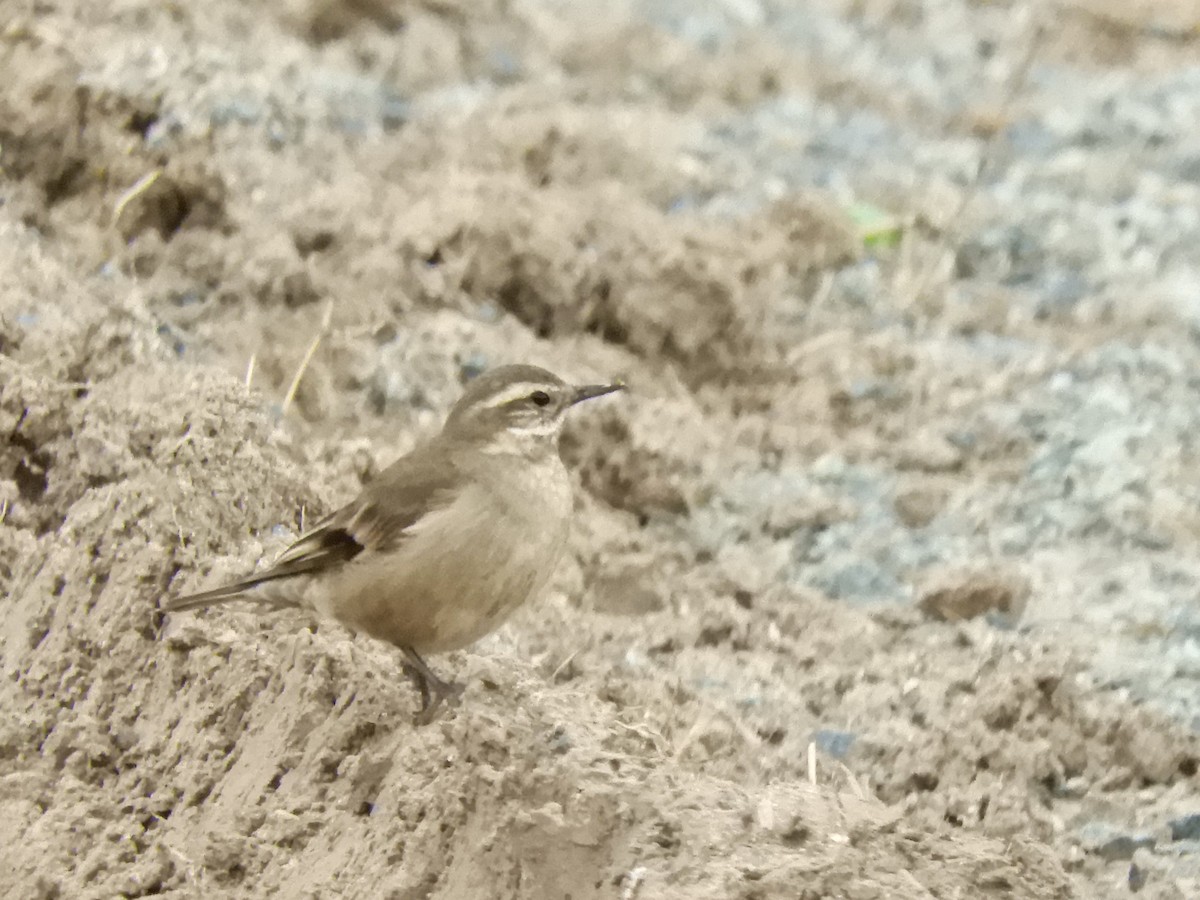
[317,457,574,654]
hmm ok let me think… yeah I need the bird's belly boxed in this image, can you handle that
[312,483,569,654]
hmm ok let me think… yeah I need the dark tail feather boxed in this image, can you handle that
[161,577,288,613]
[163,529,359,614]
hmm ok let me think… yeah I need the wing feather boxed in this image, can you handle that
[163,439,459,611]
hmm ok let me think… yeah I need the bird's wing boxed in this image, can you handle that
[163,442,459,611]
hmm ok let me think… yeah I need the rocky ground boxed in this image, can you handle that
[2,0,1200,897]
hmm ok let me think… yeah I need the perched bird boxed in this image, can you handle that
[162,364,624,718]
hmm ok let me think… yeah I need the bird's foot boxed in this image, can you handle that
[400,649,463,724]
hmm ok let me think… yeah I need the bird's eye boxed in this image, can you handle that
[529,390,551,407]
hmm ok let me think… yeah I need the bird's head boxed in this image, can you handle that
[442,364,624,457]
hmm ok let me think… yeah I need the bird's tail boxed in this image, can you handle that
[161,577,290,613]
[162,533,348,614]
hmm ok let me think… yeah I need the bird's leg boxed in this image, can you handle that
[400,645,463,722]
[400,661,431,710]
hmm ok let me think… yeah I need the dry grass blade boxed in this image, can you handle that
[281,301,333,416]
[838,761,867,801]
[549,648,580,681]
[112,169,163,228]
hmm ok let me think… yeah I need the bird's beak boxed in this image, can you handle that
[570,381,626,406]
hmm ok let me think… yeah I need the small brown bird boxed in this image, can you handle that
[162,364,624,718]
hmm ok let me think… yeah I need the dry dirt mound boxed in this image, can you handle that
[0,233,1073,900]
[3,1,1200,898]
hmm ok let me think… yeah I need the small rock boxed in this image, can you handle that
[1128,862,1146,892]
[1078,822,1156,861]
[896,431,964,473]
[893,484,947,528]
[1169,814,1200,842]
[1053,776,1090,800]
[292,225,336,257]
[764,493,849,537]
[279,270,321,308]
[917,565,1030,624]
[113,166,226,241]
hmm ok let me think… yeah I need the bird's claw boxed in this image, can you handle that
[401,660,463,724]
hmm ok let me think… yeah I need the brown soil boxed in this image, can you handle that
[2,1,1198,898]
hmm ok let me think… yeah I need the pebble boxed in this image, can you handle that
[1077,822,1157,862]
[1169,814,1200,843]
[916,566,1029,624]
